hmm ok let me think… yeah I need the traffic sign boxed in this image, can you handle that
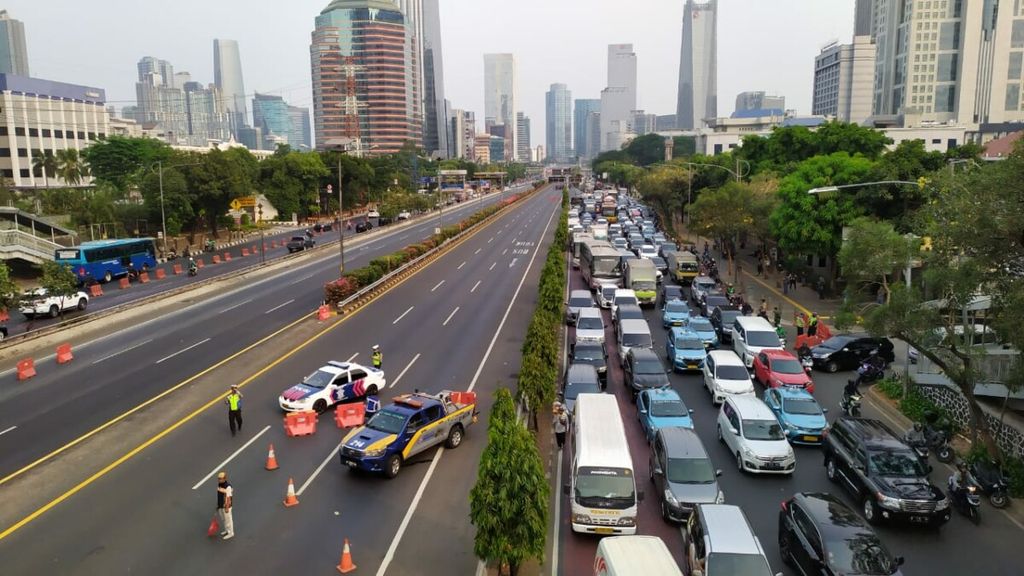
[230,199,242,211]
[238,196,257,207]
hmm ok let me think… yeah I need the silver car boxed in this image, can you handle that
[565,289,595,325]
[574,307,606,344]
[650,427,724,522]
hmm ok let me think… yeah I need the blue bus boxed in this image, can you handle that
[55,238,158,284]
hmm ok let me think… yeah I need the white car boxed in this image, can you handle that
[367,209,381,218]
[690,276,718,305]
[611,289,639,322]
[20,288,89,319]
[574,307,605,344]
[279,361,386,413]
[397,211,411,220]
[638,244,658,259]
[702,350,755,405]
[597,283,618,309]
[717,396,795,475]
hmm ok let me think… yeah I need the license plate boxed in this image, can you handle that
[802,435,819,442]
[762,462,782,470]
[687,364,697,369]
[908,515,929,524]
[344,460,357,468]
[594,527,614,534]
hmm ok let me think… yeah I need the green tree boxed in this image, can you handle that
[38,261,79,317]
[837,217,916,305]
[470,388,549,576]
[637,164,688,228]
[140,167,193,237]
[624,133,666,166]
[83,136,173,192]
[863,139,945,225]
[0,260,20,314]
[55,148,90,186]
[688,181,757,280]
[31,150,58,189]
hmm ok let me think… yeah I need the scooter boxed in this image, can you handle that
[855,357,886,385]
[971,459,1011,508]
[188,265,198,277]
[903,426,930,463]
[800,355,814,374]
[840,392,862,417]
[919,415,955,463]
[948,476,982,525]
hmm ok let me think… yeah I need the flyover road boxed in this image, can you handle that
[554,263,1024,575]
[0,184,563,575]
[0,187,522,479]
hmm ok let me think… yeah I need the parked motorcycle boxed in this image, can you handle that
[971,459,1011,508]
[948,475,982,524]
[855,353,887,385]
[919,412,955,463]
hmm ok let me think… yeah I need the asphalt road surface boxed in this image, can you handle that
[0,184,562,575]
[553,255,1024,575]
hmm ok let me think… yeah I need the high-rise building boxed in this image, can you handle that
[630,110,657,135]
[734,91,785,114]
[135,57,189,144]
[573,98,600,160]
[183,82,232,144]
[546,83,572,162]
[474,134,491,163]
[676,0,718,129]
[449,109,475,159]
[483,53,516,160]
[867,0,1024,127]
[656,114,677,131]
[288,106,312,149]
[0,11,28,76]
[853,0,872,36]
[420,0,448,158]
[585,111,601,159]
[516,112,531,162]
[601,44,636,151]
[813,36,875,124]
[137,57,175,88]
[253,93,291,149]
[310,0,420,154]
[213,39,249,137]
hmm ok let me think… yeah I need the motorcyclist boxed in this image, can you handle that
[188,256,197,275]
[775,324,786,342]
[949,462,971,503]
[842,379,859,405]
[797,342,812,361]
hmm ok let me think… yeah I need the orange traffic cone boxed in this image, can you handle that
[265,444,279,471]
[283,477,299,507]
[336,538,357,573]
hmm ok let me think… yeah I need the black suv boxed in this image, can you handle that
[779,492,905,575]
[623,348,670,400]
[709,305,742,344]
[355,221,373,233]
[570,340,608,387]
[811,334,895,373]
[822,417,950,527]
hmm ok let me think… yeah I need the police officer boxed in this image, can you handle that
[365,393,381,419]
[808,313,820,337]
[225,385,243,437]
[372,344,382,369]
[795,312,806,336]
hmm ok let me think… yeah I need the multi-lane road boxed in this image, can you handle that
[0,184,561,574]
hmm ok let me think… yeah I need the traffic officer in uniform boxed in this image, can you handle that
[372,344,383,369]
[365,393,381,420]
[225,384,243,437]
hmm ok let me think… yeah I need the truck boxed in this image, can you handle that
[339,390,478,478]
[594,536,683,576]
[624,258,658,307]
[666,250,699,284]
[287,235,315,253]
[600,194,618,223]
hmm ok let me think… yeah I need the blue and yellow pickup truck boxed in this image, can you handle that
[339,390,478,478]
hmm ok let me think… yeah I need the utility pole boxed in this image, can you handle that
[337,159,344,275]
[157,161,167,256]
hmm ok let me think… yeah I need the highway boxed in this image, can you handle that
[554,250,1024,575]
[0,184,562,575]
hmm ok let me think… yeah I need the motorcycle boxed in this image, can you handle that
[203,240,216,253]
[903,426,930,463]
[840,392,862,417]
[855,357,886,385]
[971,459,1011,509]
[188,265,198,277]
[948,476,982,524]
[919,413,955,463]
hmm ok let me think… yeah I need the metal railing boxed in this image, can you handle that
[0,230,60,262]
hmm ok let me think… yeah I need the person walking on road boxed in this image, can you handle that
[371,344,383,369]
[772,306,781,328]
[553,403,568,449]
[758,298,769,319]
[808,313,820,337]
[225,385,243,437]
[795,312,806,337]
[816,276,826,300]
[216,472,234,540]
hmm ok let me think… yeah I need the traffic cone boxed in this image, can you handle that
[265,444,279,471]
[283,477,299,507]
[336,538,357,573]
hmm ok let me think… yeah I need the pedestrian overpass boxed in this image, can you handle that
[0,207,77,267]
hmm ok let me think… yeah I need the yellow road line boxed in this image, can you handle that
[0,185,540,542]
[740,270,830,319]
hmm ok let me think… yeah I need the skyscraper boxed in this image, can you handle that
[449,109,475,159]
[0,11,29,76]
[310,0,420,154]
[253,93,291,147]
[516,112,531,162]
[812,37,875,124]
[420,0,448,158]
[213,39,249,137]
[600,44,636,151]
[546,83,572,162]
[483,53,516,160]
[135,57,188,144]
[676,0,718,129]
[734,91,785,114]
[573,99,600,160]
[137,57,175,87]
[183,81,232,144]
[288,106,312,149]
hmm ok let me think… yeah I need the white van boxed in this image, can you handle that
[594,536,683,576]
[731,316,783,368]
[617,318,653,365]
[565,393,642,535]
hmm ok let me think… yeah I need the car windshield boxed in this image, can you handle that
[707,553,774,576]
[772,358,804,374]
[622,333,653,347]
[573,344,603,361]
[569,296,592,307]
[635,359,664,374]
[826,534,896,575]
[747,331,782,347]
[575,468,636,508]
[782,398,822,415]
[619,309,644,321]
[820,336,854,350]
[689,318,713,332]
[706,296,729,307]
[577,317,604,330]
[615,296,638,306]
[650,399,688,417]
[665,301,689,313]
[601,286,617,299]
[696,281,717,292]
[664,288,682,300]
[675,337,704,350]
[302,369,336,388]
[742,419,786,441]
[564,381,601,400]
[366,408,407,434]
[717,365,750,381]
[869,450,928,477]
[666,457,716,484]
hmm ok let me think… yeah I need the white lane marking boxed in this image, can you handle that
[297,438,346,496]
[288,273,315,286]
[377,191,558,576]
[551,243,572,576]
[92,339,154,365]
[388,353,420,388]
[347,352,359,362]
[264,299,296,314]
[190,425,271,490]
[471,280,481,293]
[392,306,414,325]
[509,258,518,268]
[474,248,481,255]
[443,307,460,326]
[218,298,253,313]
[0,426,17,437]
[457,261,466,270]
[502,248,508,255]
[487,236,494,243]
[489,262,496,271]
[431,280,445,292]
[359,246,368,251]
[156,338,211,364]
[399,235,409,241]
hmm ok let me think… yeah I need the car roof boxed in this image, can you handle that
[628,347,659,360]
[697,505,761,554]
[566,363,600,383]
[707,349,744,364]
[669,326,699,339]
[714,305,741,313]
[774,386,816,401]
[837,417,906,449]
[762,349,797,360]
[694,275,715,283]
[726,396,775,419]
[614,288,637,297]
[793,492,876,540]
[577,307,603,318]
[620,318,651,332]
[657,427,707,459]
[569,289,591,298]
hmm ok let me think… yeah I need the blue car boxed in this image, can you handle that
[666,327,707,372]
[684,316,719,348]
[637,387,694,442]
[662,299,691,329]
[763,387,829,445]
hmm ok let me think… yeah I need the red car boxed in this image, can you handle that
[753,350,815,393]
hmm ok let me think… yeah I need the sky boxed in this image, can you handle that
[8,0,855,148]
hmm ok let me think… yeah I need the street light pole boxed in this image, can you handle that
[157,160,167,256]
[338,157,344,275]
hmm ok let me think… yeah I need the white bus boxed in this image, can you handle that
[580,240,622,291]
[565,393,641,535]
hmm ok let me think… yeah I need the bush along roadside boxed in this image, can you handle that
[323,189,534,306]
[515,187,569,430]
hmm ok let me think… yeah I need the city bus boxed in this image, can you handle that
[566,393,640,535]
[55,238,158,284]
[580,240,622,290]
[601,193,618,223]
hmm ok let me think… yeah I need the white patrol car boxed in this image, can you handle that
[279,361,386,413]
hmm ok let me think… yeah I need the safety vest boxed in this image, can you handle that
[809,315,819,328]
[227,393,241,411]
[372,351,382,367]
[795,315,805,328]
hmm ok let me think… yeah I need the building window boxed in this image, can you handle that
[14,127,25,136]
[1014,20,1024,49]
[17,148,27,157]
[77,131,85,140]
[938,53,958,81]
[935,85,956,112]
[0,126,6,135]
[0,148,9,157]
[932,138,942,144]
[66,131,75,140]
[28,128,38,137]
[19,168,29,178]
[42,129,51,137]
[53,130,63,138]
[1,169,11,178]
[940,22,960,50]
[1006,84,1021,111]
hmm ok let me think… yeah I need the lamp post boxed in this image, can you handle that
[682,159,751,239]
[257,203,265,264]
[153,160,203,257]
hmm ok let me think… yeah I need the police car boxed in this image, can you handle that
[278,361,386,413]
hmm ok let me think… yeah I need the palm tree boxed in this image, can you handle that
[55,148,90,186]
[31,150,58,188]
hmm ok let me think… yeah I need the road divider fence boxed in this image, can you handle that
[55,343,73,364]
[283,410,318,436]
[335,404,365,428]
[16,358,35,380]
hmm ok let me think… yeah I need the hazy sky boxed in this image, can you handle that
[8,0,854,147]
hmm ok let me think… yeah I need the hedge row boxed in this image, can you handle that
[324,192,527,306]
[516,187,570,426]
